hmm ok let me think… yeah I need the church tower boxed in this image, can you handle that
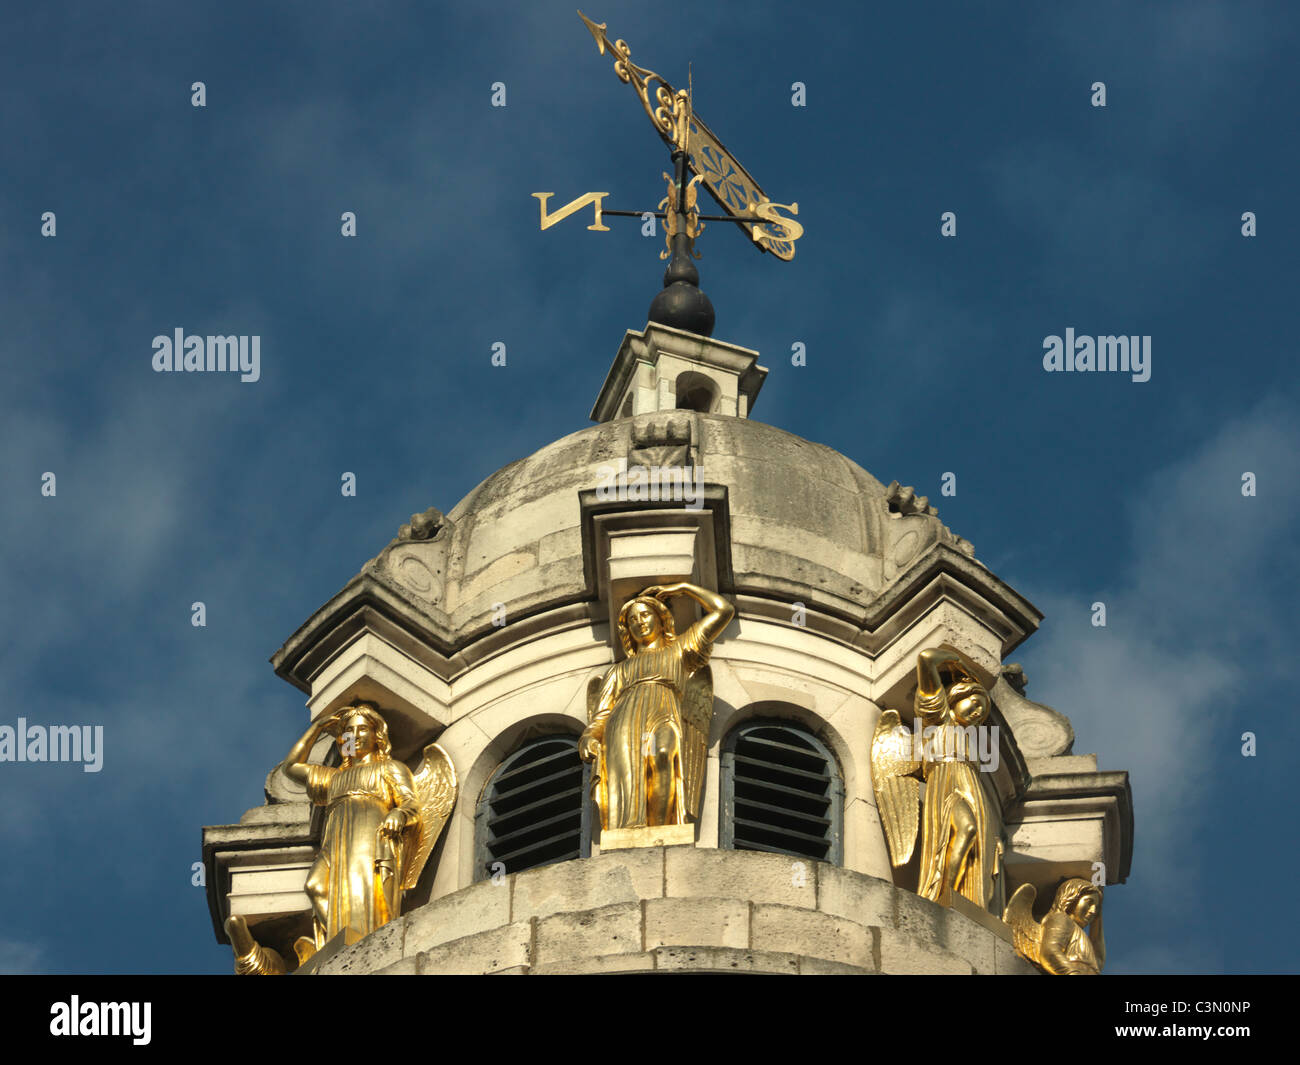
[202,314,1131,975]
[201,14,1131,977]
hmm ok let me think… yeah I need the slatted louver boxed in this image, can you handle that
[476,736,591,879]
[722,722,843,864]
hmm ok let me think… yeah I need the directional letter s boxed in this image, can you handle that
[748,200,803,248]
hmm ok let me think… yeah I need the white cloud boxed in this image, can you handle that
[0,939,43,975]
[1017,396,1299,890]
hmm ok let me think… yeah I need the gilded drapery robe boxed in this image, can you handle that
[1040,913,1101,975]
[304,758,420,947]
[591,620,711,830]
[914,687,1001,910]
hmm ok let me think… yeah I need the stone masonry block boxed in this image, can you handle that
[751,903,875,969]
[878,929,974,975]
[652,946,800,974]
[643,896,750,950]
[513,850,663,922]
[531,951,656,975]
[403,878,512,956]
[798,956,876,975]
[417,920,534,975]
[665,848,815,908]
[534,902,642,965]
[816,863,897,928]
[314,918,404,975]
[890,888,996,974]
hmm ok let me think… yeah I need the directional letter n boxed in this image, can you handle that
[532,192,611,232]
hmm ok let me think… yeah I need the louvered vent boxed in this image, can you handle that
[476,736,591,879]
[722,722,842,864]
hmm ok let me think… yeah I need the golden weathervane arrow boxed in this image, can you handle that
[531,11,803,261]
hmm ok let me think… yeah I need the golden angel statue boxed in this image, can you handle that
[580,582,734,832]
[1003,879,1105,974]
[226,701,457,973]
[871,645,1002,910]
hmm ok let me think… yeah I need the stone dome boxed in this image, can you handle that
[347,412,983,654]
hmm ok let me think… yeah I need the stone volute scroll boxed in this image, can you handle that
[871,645,1005,914]
[225,702,457,974]
[579,581,733,850]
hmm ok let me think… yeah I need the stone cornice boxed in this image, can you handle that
[1006,769,1134,884]
[271,540,1042,694]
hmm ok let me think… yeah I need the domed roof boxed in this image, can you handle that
[345,411,980,649]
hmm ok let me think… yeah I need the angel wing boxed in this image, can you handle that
[1002,883,1044,968]
[870,709,922,867]
[679,665,714,821]
[586,675,604,724]
[401,741,459,891]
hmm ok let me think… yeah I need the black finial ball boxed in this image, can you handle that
[649,282,715,337]
[648,233,715,337]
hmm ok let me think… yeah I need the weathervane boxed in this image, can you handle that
[531,10,803,337]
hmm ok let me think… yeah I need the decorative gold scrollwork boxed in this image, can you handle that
[658,172,705,259]
[581,13,689,151]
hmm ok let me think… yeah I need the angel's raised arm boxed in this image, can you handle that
[282,714,336,785]
[916,647,958,699]
[646,581,734,645]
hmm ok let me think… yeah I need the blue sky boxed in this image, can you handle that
[1,1,1296,974]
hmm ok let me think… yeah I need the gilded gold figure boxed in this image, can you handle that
[659,168,705,259]
[235,702,458,970]
[1004,879,1105,975]
[871,645,1002,910]
[224,914,287,976]
[580,582,733,832]
[286,705,415,950]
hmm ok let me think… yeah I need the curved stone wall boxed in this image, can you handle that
[313,847,1036,976]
